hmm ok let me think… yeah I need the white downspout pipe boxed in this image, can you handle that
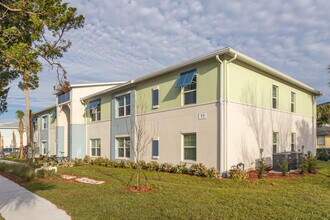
[216,55,223,173]
[225,53,237,174]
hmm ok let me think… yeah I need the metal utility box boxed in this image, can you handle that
[273,152,291,172]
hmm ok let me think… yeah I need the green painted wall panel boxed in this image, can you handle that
[86,94,111,124]
[228,60,313,117]
[136,60,219,114]
[50,109,56,128]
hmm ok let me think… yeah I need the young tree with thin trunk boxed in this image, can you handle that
[16,110,25,159]
[0,1,84,157]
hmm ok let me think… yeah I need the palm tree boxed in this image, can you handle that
[16,110,25,159]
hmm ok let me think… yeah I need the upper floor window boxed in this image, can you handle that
[175,69,197,105]
[184,75,197,105]
[116,94,130,117]
[42,116,48,130]
[152,88,159,109]
[291,92,295,113]
[57,92,70,104]
[272,85,278,109]
[86,99,101,122]
[91,105,101,122]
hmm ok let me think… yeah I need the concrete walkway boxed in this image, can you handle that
[0,175,71,220]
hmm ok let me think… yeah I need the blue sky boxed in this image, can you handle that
[1,0,329,122]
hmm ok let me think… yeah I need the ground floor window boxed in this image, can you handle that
[116,137,130,159]
[317,136,325,145]
[183,133,196,161]
[273,132,278,153]
[41,141,48,155]
[91,139,101,156]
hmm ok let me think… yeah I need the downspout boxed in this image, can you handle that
[225,53,237,174]
[81,100,88,158]
[216,55,223,173]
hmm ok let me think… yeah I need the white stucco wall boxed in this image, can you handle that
[0,128,27,149]
[226,101,315,171]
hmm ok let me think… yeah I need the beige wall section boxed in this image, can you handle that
[316,135,330,148]
[86,120,111,158]
[228,60,314,117]
[226,102,315,171]
[140,102,219,169]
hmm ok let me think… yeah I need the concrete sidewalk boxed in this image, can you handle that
[0,175,70,220]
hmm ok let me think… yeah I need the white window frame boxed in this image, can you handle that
[183,75,197,106]
[41,115,48,130]
[291,91,296,113]
[90,138,101,157]
[116,136,130,159]
[291,133,296,151]
[272,85,278,109]
[116,94,131,118]
[152,87,159,109]
[90,104,101,122]
[273,132,278,153]
[182,133,197,162]
[317,136,325,145]
[41,141,48,155]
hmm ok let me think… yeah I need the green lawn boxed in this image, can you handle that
[22,161,330,220]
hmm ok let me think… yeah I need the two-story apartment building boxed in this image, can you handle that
[80,47,321,174]
[30,47,321,174]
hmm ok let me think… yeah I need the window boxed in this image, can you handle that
[91,139,101,156]
[41,141,47,155]
[116,137,130,159]
[291,133,296,151]
[91,104,101,122]
[291,92,295,113]
[273,132,278,153]
[116,94,130,117]
[152,139,159,159]
[183,133,196,161]
[152,88,159,108]
[42,116,48,130]
[317,136,325,145]
[272,85,278,109]
[184,75,197,105]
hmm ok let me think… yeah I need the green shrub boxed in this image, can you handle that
[146,161,160,171]
[173,163,189,174]
[206,167,220,178]
[189,163,208,177]
[257,158,266,179]
[229,167,247,180]
[126,161,136,169]
[12,164,35,181]
[36,169,56,179]
[59,161,75,168]
[118,161,131,168]
[73,158,84,166]
[83,156,92,164]
[94,157,107,166]
[277,159,288,176]
[160,163,174,172]
[139,160,148,169]
[0,163,8,172]
[300,152,317,175]
[317,149,329,161]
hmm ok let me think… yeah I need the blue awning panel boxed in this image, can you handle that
[85,99,101,110]
[175,69,196,87]
[51,111,56,119]
[32,117,37,123]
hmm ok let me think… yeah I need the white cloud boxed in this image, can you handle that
[2,0,330,122]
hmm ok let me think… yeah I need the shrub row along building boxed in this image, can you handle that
[31,47,321,174]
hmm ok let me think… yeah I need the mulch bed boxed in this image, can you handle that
[127,185,152,193]
[246,170,303,180]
